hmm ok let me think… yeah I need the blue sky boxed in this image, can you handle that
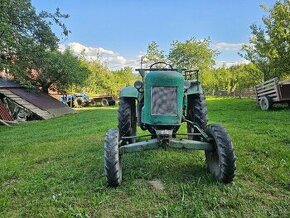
[32,0,276,69]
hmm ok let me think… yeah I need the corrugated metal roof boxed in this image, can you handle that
[9,88,74,117]
[0,78,74,119]
[0,89,53,120]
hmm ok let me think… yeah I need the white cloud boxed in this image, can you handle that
[215,59,250,68]
[59,42,135,69]
[213,42,244,51]
[59,42,251,71]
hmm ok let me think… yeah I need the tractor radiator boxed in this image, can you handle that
[151,86,177,115]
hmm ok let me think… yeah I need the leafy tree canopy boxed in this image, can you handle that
[168,38,218,71]
[79,60,136,96]
[34,49,90,94]
[143,38,218,72]
[201,63,263,96]
[142,41,165,67]
[241,0,290,80]
[0,0,86,93]
[0,0,69,64]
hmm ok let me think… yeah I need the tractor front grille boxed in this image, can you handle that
[151,86,177,115]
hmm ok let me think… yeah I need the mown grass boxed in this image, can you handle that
[0,98,289,217]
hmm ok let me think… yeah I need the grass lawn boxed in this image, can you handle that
[0,98,289,217]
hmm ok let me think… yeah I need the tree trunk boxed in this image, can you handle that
[42,83,52,94]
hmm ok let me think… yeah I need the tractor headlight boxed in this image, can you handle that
[134,80,143,90]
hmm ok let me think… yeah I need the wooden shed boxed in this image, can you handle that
[0,78,75,121]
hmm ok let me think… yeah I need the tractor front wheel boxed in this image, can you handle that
[104,129,122,187]
[118,97,136,144]
[205,124,236,184]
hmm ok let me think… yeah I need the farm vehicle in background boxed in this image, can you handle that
[255,77,290,110]
[60,93,89,108]
[90,96,116,106]
[104,62,236,187]
[60,93,116,107]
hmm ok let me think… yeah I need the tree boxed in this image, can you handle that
[168,38,218,71]
[0,0,60,54]
[32,50,90,94]
[82,59,136,96]
[0,0,70,89]
[201,63,263,96]
[230,64,263,93]
[81,59,112,95]
[241,0,290,80]
[111,67,136,94]
[143,41,165,67]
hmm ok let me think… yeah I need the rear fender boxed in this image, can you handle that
[184,80,203,95]
[184,81,204,109]
[119,86,138,99]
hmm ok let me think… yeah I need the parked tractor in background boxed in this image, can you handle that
[104,62,236,187]
[60,93,89,108]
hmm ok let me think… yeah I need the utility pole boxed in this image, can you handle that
[140,56,146,69]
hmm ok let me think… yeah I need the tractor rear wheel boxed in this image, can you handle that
[205,124,236,184]
[187,93,208,140]
[260,96,272,111]
[118,97,136,144]
[104,129,122,187]
[74,98,83,107]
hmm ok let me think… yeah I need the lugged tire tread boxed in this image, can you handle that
[118,98,136,144]
[187,93,208,129]
[187,92,208,140]
[205,124,236,184]
[104,129,122,187]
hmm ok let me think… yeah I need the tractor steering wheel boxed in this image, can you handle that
[149,61,173,70]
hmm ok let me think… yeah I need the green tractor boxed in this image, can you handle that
[104,62,236,187]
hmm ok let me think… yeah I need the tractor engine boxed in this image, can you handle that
[141,70,184,129]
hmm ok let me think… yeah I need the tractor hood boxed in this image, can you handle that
[142,70,184,126]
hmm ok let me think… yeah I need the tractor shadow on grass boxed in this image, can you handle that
[160,161,217,185]
[122,152,218,186]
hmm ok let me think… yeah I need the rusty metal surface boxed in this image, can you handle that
[8,88,74,117]
[279,84,290,100]
[0,100,14,121]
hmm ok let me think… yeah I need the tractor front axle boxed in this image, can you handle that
[119,137,213,154]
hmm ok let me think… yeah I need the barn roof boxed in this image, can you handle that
[9,88,74,117]
[0,78,74,119]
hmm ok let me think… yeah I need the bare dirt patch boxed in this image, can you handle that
[148,179,165,191]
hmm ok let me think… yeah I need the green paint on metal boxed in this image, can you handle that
[119,139,159,154]
[120,138,213,154]
[169,139,213,151]
[183,80,203,110]
[185,80,203,95]
[142,71,184,126]
[119,86,138,98]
